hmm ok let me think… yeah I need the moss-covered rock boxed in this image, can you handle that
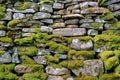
[0,4,5,19]
[45,55,59,63]
[110,22,120,30]
[39,0,53,5]
[75,76,98,80]
[0,37,13,44]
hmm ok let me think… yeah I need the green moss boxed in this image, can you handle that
[99,51,114,60]
[99,73,120,80]
[0,37,12,43]
[7,19,23,29]
[98,0,107,6]
[0,24,6,30]
[101,9,114,21]
[18,46,38,56]
[102,30,119,35]
[20,55,36,64]
[114,50,120,58]
[110,22,120,30]
[0,4,5,19]
[39,0,53,5]
[14,37,33,45]
[0,64,15,73]
[45,55,59,63]
[115,65,120,74]
[75,76,98,80]
[22,72,48,80]
[59,60,84,69]
[0,50,5,56]
[90,23,103,30]
[104,56,119,70]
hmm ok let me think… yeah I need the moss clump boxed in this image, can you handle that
[0,24,6,30]
[22,72,48,80]
[0,4,5,19]
[20,55,36,64]
[45,55,59,63]
[59,60,84,69]
[75,76,98,80]
[115,65,120,74]
[99,51,114,60]
[90,23,103,30]
[14,37,33,45]
[104,56,119,70]
[18,46,38,56]
[101,9,114,21]
[7,19,23,29]
[114,50,120,58]
[110,22,120,30]
[98,0,107,6]
[0,50,5,56]
[39,0,53,5]
[0,37,12,43]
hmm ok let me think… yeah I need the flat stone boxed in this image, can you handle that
[108,4,120,11]
[33,56,46,65]
[41,19,53,24]
[62,14,83,19]
[53,28,86,36]
[37,48,51,56]
[71,39,93,50]
[65,19,79,25]
[59,54,67,59]
[22,33,33,37]
[51,15,61,19]
[40,26,53,32]
[0,30,6,37]
[81,7,105,14]
[53,23,65,28]
[87,29,98,36]
[79,18,94,23]
[13,13,25,19]
[40,4,53,13]
[46,66,70,75]
[53,3,64,9]
[106,0,120,5]
[33,12,51,19]
[54,10,65,15]
[22,28,36,32]
[47,75,64,80]
[72,9,81,14]
[67,25,78,28]
[14,65,32,74]
[5,12,12,20]
[0,52,11,63]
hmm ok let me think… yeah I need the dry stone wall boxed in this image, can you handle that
[0,0,120,80]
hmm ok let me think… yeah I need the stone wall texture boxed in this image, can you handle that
[0,0,120,80]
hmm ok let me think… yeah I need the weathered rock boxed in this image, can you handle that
[46,66,70,75]
[33,56,46,65]
[72,9,81,14]
[0,52,11,63]
[94,46,106,52]
[22,28,36,32]
[22,33,33,37]
[51,15,61,19]
[113,11,120,18]
[108,4,120,11]
[65,19,79,25]
[62,14,83,19]
[71,39,93,50]
[67,25,78,28]
[40,26,53,32]
[5,12,12,20]
[13,13,25,19]
[53,28,86,36]
[0,30,6,37]
[87,29,98,36]
[40,4,53,13]
[41,19,53,24]
[14,65,32,74]
[33,12,51,19]
[0,21,6,25]
[12,47,20,63]
[53,23,65,28]
[53,3,64,9]
[106,0,120,5]
[72,60,104,76]
[37,48,51,56]
[79,18,94,23]
[54,9,65,15]
[47,75,64,80]
[66,77,74,80]
[59,54,67,59]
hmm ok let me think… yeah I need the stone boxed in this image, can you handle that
[62,14,83,19]
[22,33,33,37]
[54,10,65,15]
[72,60,104,77]
[0,52,11,63]
[33,12,51,19]
[5,12,12,20]
[65,19,79,25]
[26,14,33,18]
[71,39,93,50]
[0,21,6,25]
[12,47,20,63]
[47,75,64,80]
[33,56,46,65]
[53,3,64,9]
[37,48,51,56]
[67,25,78,28]
[87,29,98,36]
[108,4,120,11]
[53,28,86,36]
[7,8,35,13]
[40,4,53,13]
[53,23,65,28]
[94,46,106,52]
[73,4,80,9]
[13,13,25,19]
[106,0,120,5]
[81,7,105,14]
[0,30,6,37]
[41,19,53,24]
[51,15,61,19]
[40,26,53,32]
[0,42,11,47]
[46,66,70,75]
[113,11,120,18]
[14,65,32,74]
[72,9,81,14]
[79,18,94,23]
[66,77,74,80]
[59,54,67,59]
[95,18,106,23]
[22,28,36,32]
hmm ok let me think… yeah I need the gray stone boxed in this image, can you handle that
[0,30,6,37]
[59,54,67,59]
[22,33,33,37]
[53,23,65,28]
[108,4,120,11]
[40,26,53,32]
[113,11,120,18]
[46,66,70,75]
[37,48,51,56]
[53,3,64,9]
[62,14,83,19]
[87,29,98,36]
[22,28,36,32]
[41,19,53,24]
[72,60,104,77]
[12,47,20,63]
[66,77,74,80]
[95,18,106,23]
[71,39,93,50]
[106,0,120,5]
[0,21,6,25]
[0,52,11,63]
[14,65,32,74]
[72,9,81,14]
[26,14,33,18]
[53,28,86,36]
[73,4,80,9]
[51,15,61,19]
[104,23,110,29]
[47,75,64,80]
[40,4,53,13]
[33,12,51,19]
[67,25,78,28]
[7,8,35,13]
[65,19,79,25]
[0,42,11,47]
[79,18,94,23]
[94,46,106,52]
[33,56,46,65]
[13,13,25,19]
[5,12,12,20]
